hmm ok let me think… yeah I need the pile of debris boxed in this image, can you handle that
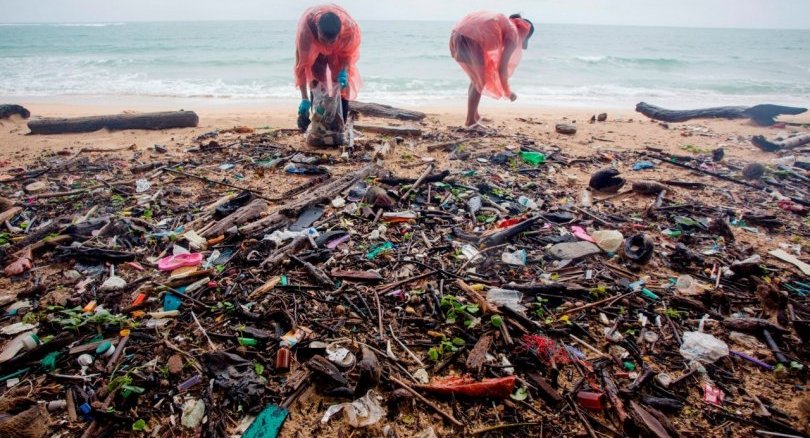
[0,105,808,438]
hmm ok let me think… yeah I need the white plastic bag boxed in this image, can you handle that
[679,315,729,364]
[321,390,384,428]
[306,83,345,147]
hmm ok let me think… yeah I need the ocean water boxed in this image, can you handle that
[0,21,809,108]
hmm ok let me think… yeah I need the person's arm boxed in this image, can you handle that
[498,39,518,100]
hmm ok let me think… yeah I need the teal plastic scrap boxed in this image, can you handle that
[242,404,289,438]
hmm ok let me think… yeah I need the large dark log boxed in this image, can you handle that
[354,123,422,137]
[752,133,810,152]
[350,101,426,121]
[0,104,30,119]
[635,102,806,126]
[27,110,199,134]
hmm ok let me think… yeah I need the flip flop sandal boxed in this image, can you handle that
[289,205,325,231]
[158,253,204,272]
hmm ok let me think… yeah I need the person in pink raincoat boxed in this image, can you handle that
[295,4,361,131]
[450,12,535,129]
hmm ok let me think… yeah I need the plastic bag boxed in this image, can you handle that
[679,315,728,364]
[321,390,384,428]
[306,83,345,147]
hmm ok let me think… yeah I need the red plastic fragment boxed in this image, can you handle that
[419,375,516,399]
[576,391,605,411]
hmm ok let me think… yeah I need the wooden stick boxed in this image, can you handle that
[401,163,435,201]
[163,167,272,201]
[471,423,540,435]
[557,291,635,317]
[377,270,437,293]
[389,376,464,427]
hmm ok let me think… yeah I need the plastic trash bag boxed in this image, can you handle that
[321,390,384,428]
[306,83,345,147]
[679,315,729,364]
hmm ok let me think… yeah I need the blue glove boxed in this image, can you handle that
[337,69,349,89]
[298,99,311,116]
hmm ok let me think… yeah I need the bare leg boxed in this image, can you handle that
[466,82,482,127]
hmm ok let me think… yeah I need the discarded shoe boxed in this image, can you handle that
[623,234,654,264]
[589,168,626,193]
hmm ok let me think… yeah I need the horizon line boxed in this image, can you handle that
[0,19,809,31]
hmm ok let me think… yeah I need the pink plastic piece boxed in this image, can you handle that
[702,382,724,406]
[158,253,203,272]
[571,226,595,243]
[450,11,533,99]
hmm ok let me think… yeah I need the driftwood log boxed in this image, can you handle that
[350,101,426,121]
[0,104,31,119]
[354,124,422,137]
[28,110,199,134]
[202,199,267,238]
[752,133,810,152]
[636,102,807,126]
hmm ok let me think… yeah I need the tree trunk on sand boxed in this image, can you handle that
[752,133,810,152]
[635,102,806,126]
[350,101,426,121]
[354,124,422,137]
[27,110,199,134]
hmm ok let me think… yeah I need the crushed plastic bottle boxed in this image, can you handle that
[486,288,525,312]
[460,244,482,263]
[518,196,538,209]
[501,249,526,266]
[675,274,704,297]
[135,179,151,193]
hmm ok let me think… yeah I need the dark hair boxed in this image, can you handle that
[318,12,342,41]
[509,13,534,39]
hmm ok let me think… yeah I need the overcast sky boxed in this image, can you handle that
[1,0,808,29]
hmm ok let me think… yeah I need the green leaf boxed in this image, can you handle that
[428,347,441,361]
[254,361,265,376]
[451,337,466,346]
[490,315,503,328]
[510,387,528,401]
[132,419,146,431]
[465,304,480,314]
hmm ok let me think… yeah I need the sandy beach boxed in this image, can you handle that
[3,98,809,164]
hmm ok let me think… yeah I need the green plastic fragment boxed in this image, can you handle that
[238,337,258,347]
[132,419,147,431]
[624,361,636,371]
[640,288,659,301]
[242,404,289,438]
[40,352,60,371]
[519,151,546,166]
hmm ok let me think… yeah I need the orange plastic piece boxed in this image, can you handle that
[82,300,97,313]
[207,235,225,246]
[450,12,533,99]
[295,4,362,100]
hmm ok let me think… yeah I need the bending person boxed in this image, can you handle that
[450,12,534,130]
[295,4,361,131]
